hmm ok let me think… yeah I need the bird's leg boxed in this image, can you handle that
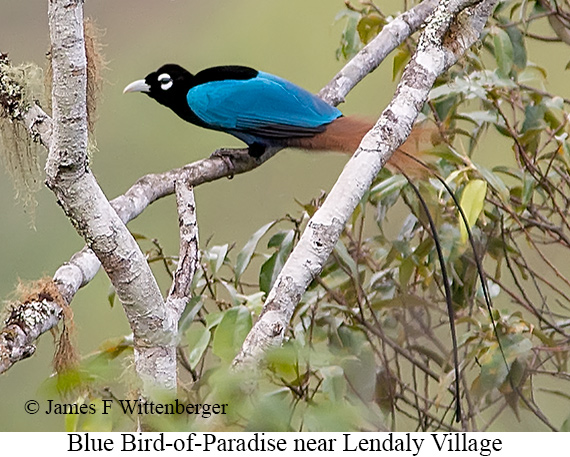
[209,143,266,179]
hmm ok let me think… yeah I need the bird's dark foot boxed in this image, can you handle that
[210,148,244,179]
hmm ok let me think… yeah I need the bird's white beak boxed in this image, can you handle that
[123,79,151,94]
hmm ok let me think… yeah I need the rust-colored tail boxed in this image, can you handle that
[286,116,434,177]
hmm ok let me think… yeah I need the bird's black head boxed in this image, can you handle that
[124,64,195,119]
[124,63,260,128]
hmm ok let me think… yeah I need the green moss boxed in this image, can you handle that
[0,54,47,216]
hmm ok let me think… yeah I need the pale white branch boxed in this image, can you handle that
[233,0,497,369]
[319,0,439,105]
[166,178,199,316]
[46,0,170,395]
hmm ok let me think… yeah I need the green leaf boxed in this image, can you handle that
[459,179,487,243]
[265,344,300,381]
[303,401,362,432]
[259,230,295,294]
[399,257,415,291]
[335,10,362,60]
[460,110,501,126]
[212,306,253,363]
[319,365,347,402]
[471,334,533,400]
[370,175,407,201]
[341,343,377,402]
[426,143,466,164]
[267,230,292,249]
[246,392,294,432]
[178,295,204,336]
[518,62,547,85]
[334,240,359,280]
[357,14,383,44]
[220,279,240,306]
[320,266,354,292]
[521,173,535,207]
[521,104,545,133]
[429,84,459,101]
[185,323,211,369]
[207,244,228,275]
[475,163,510,202]
[493,27,514,77]
[505,25,527,72]
[65,408,80,433]
[236,291,265,315]
[414,237,435,260]
[107,285,116,308]
[260,252,278,294]
[235,221,275,281]
[544,101,564,131]
[80,398,113,432]
[392,48,410,81]
[205,311,224,330]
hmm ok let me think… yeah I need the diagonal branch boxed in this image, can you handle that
[232,0,498,369]
[46,0,168,395]
[319,0,439,105]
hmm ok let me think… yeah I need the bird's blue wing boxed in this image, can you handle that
[186,71,341,139]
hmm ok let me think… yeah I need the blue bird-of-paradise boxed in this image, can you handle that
[124,64,427,172]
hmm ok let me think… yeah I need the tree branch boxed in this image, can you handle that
[0,288,64,374]
[232,0,497,369]
[46,0,170,395]
[319,0,439,105]
[166,178,199,315]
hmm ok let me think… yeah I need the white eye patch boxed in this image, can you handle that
[158,73,173,90]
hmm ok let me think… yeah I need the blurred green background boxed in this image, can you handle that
[1,1,569,432]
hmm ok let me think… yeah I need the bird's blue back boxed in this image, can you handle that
[186,71,341,141]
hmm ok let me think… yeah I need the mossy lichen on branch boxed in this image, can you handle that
[0,53,28,121]
[0,53,46,213]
